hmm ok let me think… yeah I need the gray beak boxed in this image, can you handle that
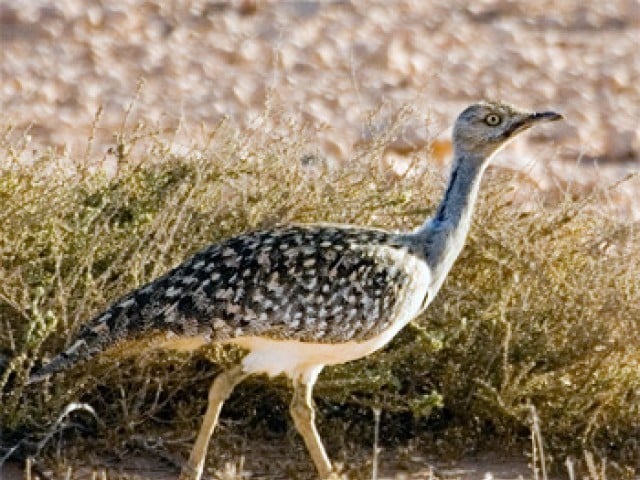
[530,111,564,123]
[504,110,563,138]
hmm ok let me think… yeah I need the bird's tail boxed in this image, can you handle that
[27,338,97,384]
[27,288,152,385]
[27,258,212,384]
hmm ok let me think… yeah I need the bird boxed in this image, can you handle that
[28,102,562,480]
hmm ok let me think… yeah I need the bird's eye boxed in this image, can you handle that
[485,114,502,126]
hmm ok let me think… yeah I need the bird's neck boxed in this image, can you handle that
[417,150,488,283]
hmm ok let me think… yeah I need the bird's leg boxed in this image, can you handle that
[289,373,333,479]
[179,365,248,480]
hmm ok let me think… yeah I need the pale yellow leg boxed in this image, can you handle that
[289,373,334,479]
[179,365,247,480]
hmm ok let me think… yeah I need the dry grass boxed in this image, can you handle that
[0,108,638,478]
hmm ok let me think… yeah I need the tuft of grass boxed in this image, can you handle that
[0,108,638,477]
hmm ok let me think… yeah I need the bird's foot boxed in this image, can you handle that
[321,467,347,480]
[321,474,344,480]
[177,464,201,480]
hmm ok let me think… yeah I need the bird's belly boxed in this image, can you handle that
[153,333,385,381]
[226,335,385,379]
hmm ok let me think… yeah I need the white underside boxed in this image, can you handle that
[228,329,401,384]
[157,250,432,385]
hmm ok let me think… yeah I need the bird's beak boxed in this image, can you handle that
[504,110,563,138]
[529,111,564,123]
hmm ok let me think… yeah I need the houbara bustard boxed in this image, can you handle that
[28,102,562,479]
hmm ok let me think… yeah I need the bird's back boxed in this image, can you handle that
[31,225,431,381]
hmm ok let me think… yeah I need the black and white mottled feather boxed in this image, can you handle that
[30,225,426,382]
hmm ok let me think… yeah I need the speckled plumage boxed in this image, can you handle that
[104,225,419,341]
[33,225,427,380]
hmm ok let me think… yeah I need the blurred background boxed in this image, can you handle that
[1,0,639,211]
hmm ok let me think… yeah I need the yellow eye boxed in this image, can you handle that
[485,114,501,126]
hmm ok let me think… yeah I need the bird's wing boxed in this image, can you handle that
[29,225,428,382]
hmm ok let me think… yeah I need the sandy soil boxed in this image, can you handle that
[1,450,541,480]
[1,0,639,217]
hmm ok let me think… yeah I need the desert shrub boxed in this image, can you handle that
[0,111,637,474]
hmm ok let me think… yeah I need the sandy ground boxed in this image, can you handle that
[1,0,639,217]
[1,450,540,480]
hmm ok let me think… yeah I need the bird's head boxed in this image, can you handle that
[452,101,563,159]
